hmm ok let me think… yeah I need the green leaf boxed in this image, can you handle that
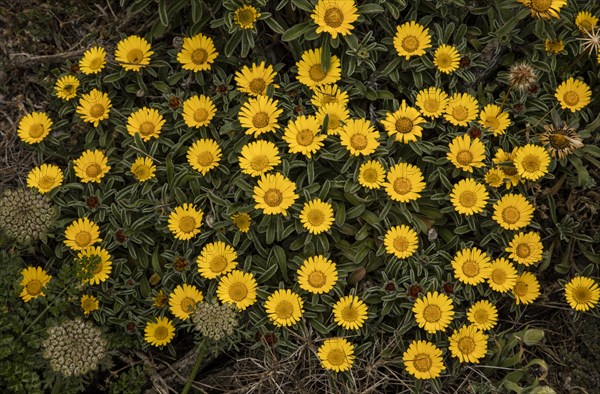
[272,246,288,281]
[358,4,385,14]
[158,0,169,27]
[281,22,312,42]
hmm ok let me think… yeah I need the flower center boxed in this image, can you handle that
[308,271,326,288]
[63,84,75,94]
[275,300,294,319]
[134,165,150,179]
[573,286,592,303]
[474,309,489,323]
[502,164,519,176]
[516,244,531,258]
[180,297,197,313]
[362,168,379,183]
[402,36,419,52]
[197,151,214,167]
[252,112,270,128]
[502,207,521,224]
[521,155,541,172]
[393,236,409,252]
[191,48,208,65]
[327,349,346,366]
[210,256,228,273]
[485,117,500,130]
[82,298,96,312]
[26,279,42,296]
[458,337,476,354]
[413,353,433,372]
[548,134,569,149]
[89,57,103,69]
[324,7,344,28]
[92,260,104,275]
[38,176,56,190]
[179,216,197,233]
[423,98,440,113]
[236,8,257,27]
[86,163,102,178]
[307,209,325,226]
[29,124,45,138]
[309,64,327,82]
[350,134,368,150]
[229,282,248,301]
[452,106,469,121]
[491,269,507,284]
[341,305,359,322]
[250,155,269,171]
[395,117,413,134]
[194,108,209,123]
[249,78,266,94]
[296,129,315,146]
[127,49,144,64]
[139,121,155,136]
[393,178,411,195]
[154,326,169,340]
[456,150,473,166]
[264,189,283,207]
[563,91,580,106]
[530,0,553,12]
[327,114,340,130]
[514,281,528,297]
[75,231,92,247]
[459,191,477,208]
[437,54,452,68]
[423,305,441,322]
[462,260,480,277]
[90,104,105,118]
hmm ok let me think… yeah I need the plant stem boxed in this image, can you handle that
[50,376,62,394]
[181,341,207,394]
[17,287,68,341]
[499,83,514,111]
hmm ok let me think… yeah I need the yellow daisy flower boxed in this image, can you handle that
[318,338,355,372]
[575,11,599,34]
[403,340,445,380]
[299,198,334,234]
[484,167,505,188]
[114,35,154,72]
[467,300,498,331]
[393,21,432,60]
[177,33,218,71]
[78,246,112,285]
[239,95,282,137]
[182,95,217,128]
[358,160,386,189]
[130,157,156,182]
[492,193,534,230]
[514,144,551,181]
[169,284,203,320]
[513,272,540,305]
[73,149,111,183]
[79,46,106,74]
[19,266,51,302]
[197,241,238,279]
[283,115,327,158]
[235,61,277,96]
[451,247,492,286]
[54,75,79,101]
[311,84,349,108]
[555,77,592,112]
[311,0,359,39]
[187,139,222,175]
[27,164,63,194]
[339,118,380,156]
[450,178,489,216]
[233,5,261,29]
[167,203,204,241]
[152,290,168,309]
[239,140,281,177]
[381,100,424,144]
[446,134,486,172]
[316,102,349,135]
[433,44,460,73]
[81,294,99,315]
[384,162,426,203]
[487,257,518,293]
[297,255,338,294]
[517,0,567,19]
[564,276,600,311]
[544,38,564,54]
[17,112,53,144]
[296,47,341,89]
[444,93,479,126]
[144,316,175,347]
[412,291,455,333]
[126,107,166,141]
[506,231,543,266]
[384,225,419,259]
[449,325,488,363]
[231,213,251,233]
[479,104,510,136]
[76,89,111,127]
[333,295,368,330]
[264,289,304,327]
[217,270,258,310]
[493,148,522,188]
[415,87,448,118]
[64,217,102,251]
[253,172,299,215]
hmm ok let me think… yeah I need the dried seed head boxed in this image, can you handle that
[192,299,239,341]
[0,189,56,244]
[509,63,538,91]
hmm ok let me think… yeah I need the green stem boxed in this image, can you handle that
[17,287,68,341]
[499,83,514,111]
[181,341,207,394]
[50,376,62,394]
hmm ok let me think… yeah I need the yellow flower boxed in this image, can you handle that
[27,164,63,194]
[449,325,488,363]
[316,102,349,135]
[299,198,334,234]
[484,167,505,188]
[231,213,251,233]
[169,284,203,320]
[297,255,338,294]
[450,178,489,216]
[544,38,564,54]
[130,157,156,182]
[235,61,277,96]
[253,173,299,215]
[79,46,106,74]
[54,75,79,101]
[233,5,261,29]
[384,225,419,259]
[217,270,258,310]
[144,317,175,347]
[446,134,486,172]
[81,294,99,315]
[78,246,112,285]
[467,300,498,331]
[17,112,52,144]
[311,84,349,108]
[126,107,166,141]
[186,139,222,175]
[19,266,51,302]
[239,140,281,177]
[444,93,479,126]
[493,148,522,188]
[479,104,510,136]
[311,0,359,38]
[64,218,102,251]
[182,95,217,128]
[564,276,600,311]
[555,77,592,112]
[73,149,111,183]
[492,193,534,230]
[283,115,327,158]
[506,231,543,266]
[168,204,203,240]
[514,144,551,181]
[416,87,448,118]
[296,48,341,89]
[487,258,518,293]
[239,95,283,137]
[513,272,540,305]
[264,289,304,327]
[517,0,567,19]
[339,118,380,156]
[403,340,445,379]
[451,247,492,286]
[114,35,154,72]
[381,100,424,144]
[76,89,111,127]
[333,295,368,330]
[384,162,426,203]
[358,160,386,189]
[433,44,460,73]
[318,338,355,372]
[197,241,238,279]
[152,290,168,309]
[393,21,432,60]
[413,291,455,333]
[575,11,599,34]
[177,33,218,71]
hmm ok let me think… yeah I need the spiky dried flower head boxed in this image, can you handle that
[0,188,56,244]
[539,123,584,159]
[191,299,239,341]
[509,63,538,91]
[578,25,600,54]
